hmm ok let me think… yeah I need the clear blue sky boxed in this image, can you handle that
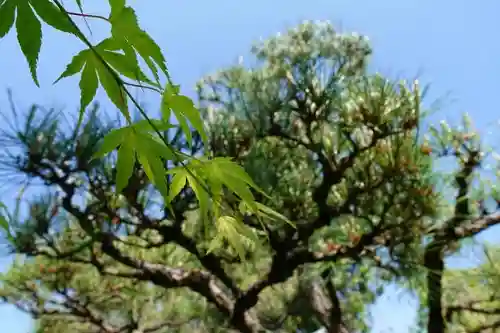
[0,0,499,332]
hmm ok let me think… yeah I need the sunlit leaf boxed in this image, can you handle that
[168,170,187,202]
[92,127,128,160]
[79,62,98,112]
[101,50,154,86]
[248,201,294,226]
[55,39,133,121]
[0,0,16,38]
[215,216,246,259]
[94,55,130,121]
[210,216,259,260]
[211,157,268,197]
[109,6,167,81]
[115,136,136,193]
[74,0,84,13]
[135,132,181,161]
[30,0,77,35]
[108,0,126,17]
[162,87,207,146]
[136,143,170,202]
[54,49,88,83]
[15,1,42,86]
[186,172,209,221]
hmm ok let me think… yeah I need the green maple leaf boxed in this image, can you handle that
[0,0,16,39]
[55,38,154,121]
[108,5,168,82]
[161,86,208,147]
[74,0,84,13]
[0,0,78,86]
[116,136,135,194]
[91,125,136,194]
[13,1,42,86]
[208,215,260,261]
[92,120,178,199]
[29,0,77,35]
[55,39,127,120]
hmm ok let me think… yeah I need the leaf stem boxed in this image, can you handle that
[123,81,162,94]
[66,11,109,22]
[53,0,215,206]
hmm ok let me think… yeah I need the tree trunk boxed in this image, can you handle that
[424,246,445,333]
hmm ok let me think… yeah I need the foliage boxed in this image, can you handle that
[0,17,439,332]
[413,112,500,333]
[443,245,500,333]
[1,1,500,332]
[0,0,288,260]
[412,245,500,333]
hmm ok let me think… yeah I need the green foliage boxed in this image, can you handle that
[199,22,438,271]
[0,16,437,332]
[162,86,208,146]
[0,0,77,85]
[0,0,288,262]
[1,3,500,332]
[413,245,500,333]
[443,247,500,332]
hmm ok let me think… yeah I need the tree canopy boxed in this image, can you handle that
[0,15,500,333]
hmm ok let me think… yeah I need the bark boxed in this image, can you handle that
[307,277,350,333]
[424,153,478,333]
[424,246,445,333]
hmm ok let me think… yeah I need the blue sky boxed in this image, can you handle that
[0,0,499,332]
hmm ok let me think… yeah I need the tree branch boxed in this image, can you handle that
[24,163,259,333]
[424,149,480,333]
